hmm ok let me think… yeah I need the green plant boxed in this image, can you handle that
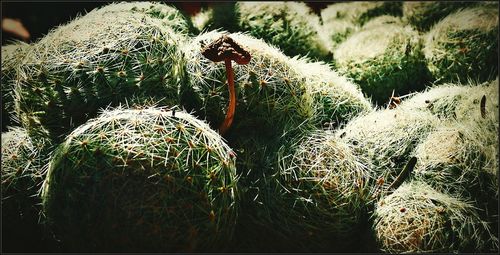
[193,2,330,60]
[41,106,239,252]
[14,5,188,143]
[334,22,431,105]
[1,41,30,130]
[1,127,55,251]
[269,129,376,251]
[399,78,499,122]
[402,1,480,32]
[91,1,194,35]
[423,5,498,83]
[373,181,498,253]
[335,107,440,195]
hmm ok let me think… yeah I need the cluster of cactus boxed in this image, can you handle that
[14,5,189,142]
[423,4,499,83]
[2,1,499,253]
[373,181,497,253]
[320,1,402,51]
[192,2,329,61]
[333,20,430,105]
[41,107,239,252]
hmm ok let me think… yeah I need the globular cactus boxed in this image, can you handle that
[402,1,480,32]
[1,41,30,130]
[1,127,54,251]
[236,2,329,61]
[399,78,499,123]
[41,107,239,252]
[413,120,498,221]
[192,2,330,61]
[270,130,377,251]
[14,3,188,142]
[320,1,402,51]
[334,21,430,105]
[90,1,194,35]
[373,181,498,253]
[423,5,499,84]
[288,57,373,128]
[182,30,370,140]
[361,15,404,30]
[335,107,440,193]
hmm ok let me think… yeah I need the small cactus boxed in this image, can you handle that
[399,78,499,123]
[373,181,498,253]
[272,130,376,251]
[41,107,239,252]
[192,2,330,60]
[335,107,440,191]
[423,5,499,83]
[91,1,193,35]
[334,21,430,105]
[1,41,30,130]
[402,1,479,32]
[1,127,54,251]
[14,5,188,142]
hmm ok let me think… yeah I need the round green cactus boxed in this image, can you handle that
[288,57,373,127]
[237,2,329,61]
[14,8,188,142]
[413,119,498,212]
[335,107,440,192]
[334,22,430,105]
[399,78,499,122]
[191,2,329,60]
[321,1,403,26]
[423,5,499,83]
[373,181,497,253]
[41,107,239,252]
[402,1,480,32]
[183,31,370,139]
[91,1,193,35]
[1,127,55,251]
[1,41,30,130]
[271,130,376,251]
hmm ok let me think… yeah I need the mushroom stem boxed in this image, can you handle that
[219,59,236,134]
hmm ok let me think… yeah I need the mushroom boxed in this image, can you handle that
[201,34,251,135]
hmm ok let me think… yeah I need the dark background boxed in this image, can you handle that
[1,1,336,45]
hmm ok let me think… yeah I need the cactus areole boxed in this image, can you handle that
[201,34,251,135]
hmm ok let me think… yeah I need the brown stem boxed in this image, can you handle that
[218,59,236,135]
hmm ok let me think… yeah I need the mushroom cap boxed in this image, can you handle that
[201,34,251,65]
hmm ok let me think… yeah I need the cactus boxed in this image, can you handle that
[402,1,479,32]
[399,78,499,122]
[1,41,30,130]
[413,119,498,217]
[14,5,188,142]
[373,181,498,253]
[361,15,404,29]
[289,57,373,127]
[90,1,193,35]
[335,107,440,193]
[183,30,370,139]
[1,127,55,251]
[423,5,499,83]
[321,1,402,26]
[237,2,329,61]
[192,2,330,60]
[41,107,239,252]
[334,21,430,105]
[270,130,377,251]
